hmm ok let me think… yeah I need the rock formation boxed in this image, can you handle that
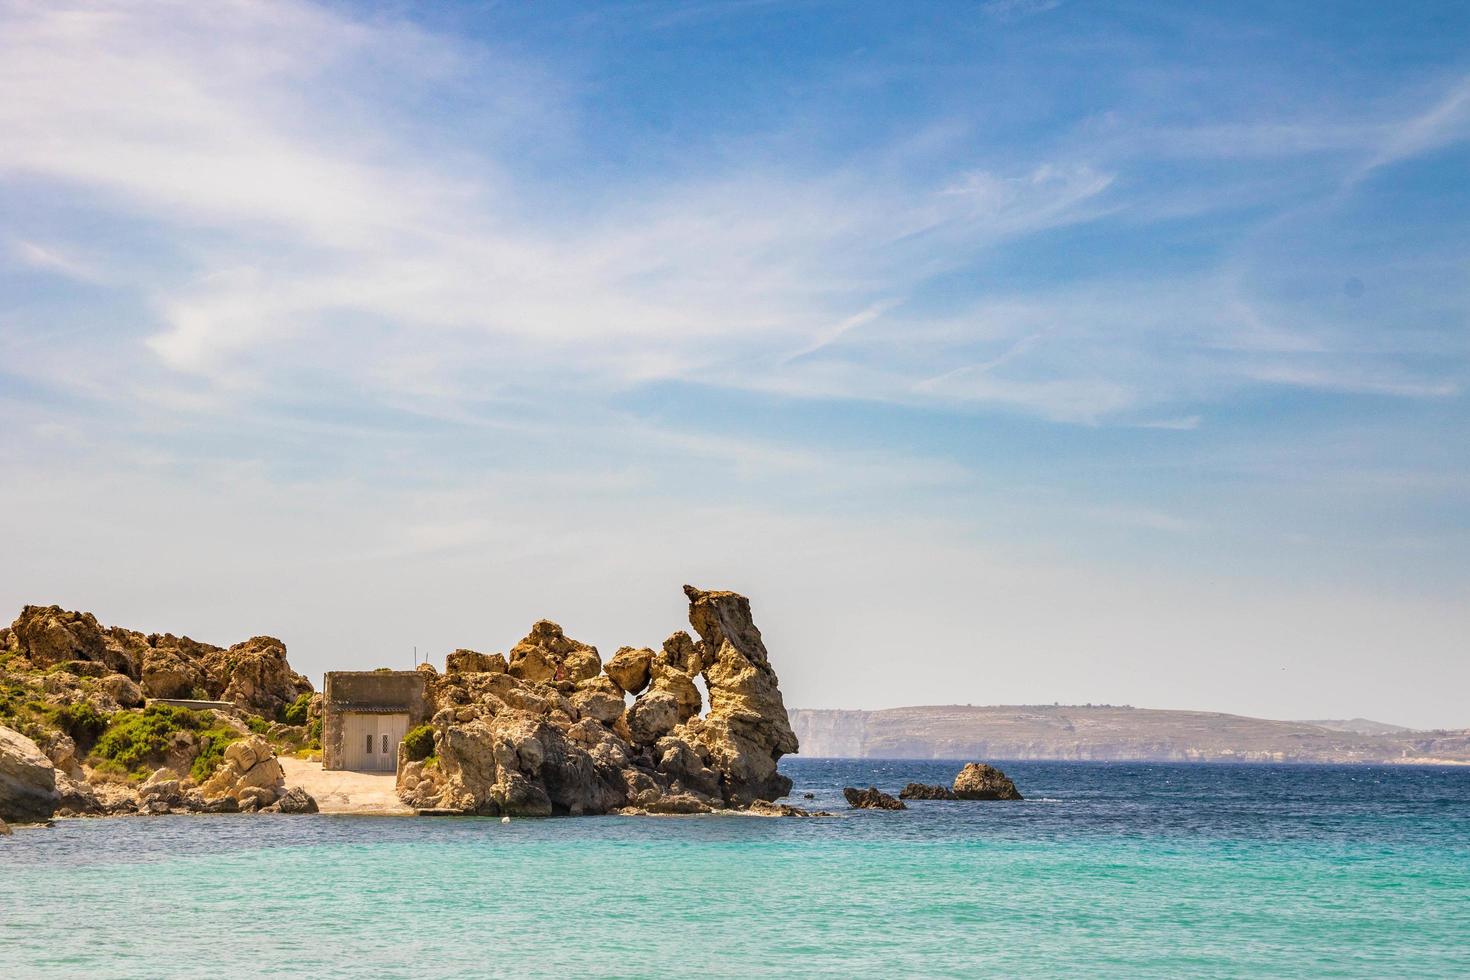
[0,726,59,823]
[1,605,312,718]
[898,782,958,800]
[400,585,802,816]
[199,735,287,811]
[952,762,1023,800]
[843,786,906,810]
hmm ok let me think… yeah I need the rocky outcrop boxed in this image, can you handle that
[508,621,601,685]
[843,786,906,810]
[2,605,313,719]
[952,762,1023,800]
[402,585,801,817]
[0,726,59,823]
[898,782,958,800]
[199,736,286,811]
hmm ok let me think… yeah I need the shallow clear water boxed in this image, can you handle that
[3,760,1468,978]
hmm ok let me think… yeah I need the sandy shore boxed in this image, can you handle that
[279,758,414,815]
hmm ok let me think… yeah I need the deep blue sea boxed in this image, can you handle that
[3,759,1468,978]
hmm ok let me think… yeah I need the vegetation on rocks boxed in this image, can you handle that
[282,692,312,726]
[401,723,435,762]
[90,704,240,780]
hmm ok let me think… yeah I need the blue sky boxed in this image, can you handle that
[1,0,1467,726]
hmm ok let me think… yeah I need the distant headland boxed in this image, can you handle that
[789,705,1470,764]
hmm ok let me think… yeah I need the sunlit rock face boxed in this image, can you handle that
[406,585,800,816]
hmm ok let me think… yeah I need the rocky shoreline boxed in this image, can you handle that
[0,585,820,827]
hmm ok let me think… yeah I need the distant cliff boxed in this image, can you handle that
[789,705,1470,764]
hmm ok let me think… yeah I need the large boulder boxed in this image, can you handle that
[952,763,1023,800]
[899,782,958,800]
[200,736,285,805]
[5,605,108,668]
[0,725,59,823]
[569,675,625,725]
[139,644,206,699]
[603,646,653,695]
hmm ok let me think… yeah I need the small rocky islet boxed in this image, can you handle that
[843,763,1025,810]
[0,585,1020,830]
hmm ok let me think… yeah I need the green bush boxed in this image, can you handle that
[307,717,323,749]
[282,692,312,726]
[246,715,271,735]
[92,704,200,776]
[189,729,240,782]
[55,701,110,749]
[401,724,435,762]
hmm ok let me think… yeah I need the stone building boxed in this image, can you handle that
[322,670,432,772]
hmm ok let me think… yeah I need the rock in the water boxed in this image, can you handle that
[680,585,798,805]
[0,816,10,835]
[0,725,59,823]
[277,787,319,814]
[401,585,800,817]
[952,762,1023,800]
[898,782,958,800]
[843,786,906,810]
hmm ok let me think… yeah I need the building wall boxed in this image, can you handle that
[322,671,432,771]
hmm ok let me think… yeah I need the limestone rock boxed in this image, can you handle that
[625,691,680,745]
[201,636,312,718]
[603,646,653,695]
[140,644,206,700]
[101,673,144,708]
[445,649,507,674]
[843,786,906,810]
[0,725,59,823]
[952,763,1023,801]
[648,658,701,722]
[682,585,798,805]
[508,621,601,685]
[569,675,625,725]
[7,605,108,668]
[899,783,958,800]
[200,735,285,804]
[0,817,10,835]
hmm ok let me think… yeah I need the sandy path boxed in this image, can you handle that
[279,758,414,816]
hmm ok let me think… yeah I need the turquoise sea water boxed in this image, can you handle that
[3,759,1468,978]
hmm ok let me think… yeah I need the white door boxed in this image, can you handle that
[343,712,410,771]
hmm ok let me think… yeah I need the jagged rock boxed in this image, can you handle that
[952,763,1023,800]
[508,621,601,685]
[200,736,285,805]
[648,658,701,722]
[0,725,59,823]
[409,585,798,817]
[276,787,319,814]
[645,792,712,814]
[0,817,10,835]
[39,733,82,779]
[569,675,625,725]
[743,800,830,817]
[899,783,958,800]
[101,673,144,708]
[140,644,206,699]
[203,636,312,718]
[843,786,906,810]
[6,605,108,668]
[603,646,654,695]
[681,585,798,805]
[625,691,680,745]
[660,631,704,675]
[445,649,507,674]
